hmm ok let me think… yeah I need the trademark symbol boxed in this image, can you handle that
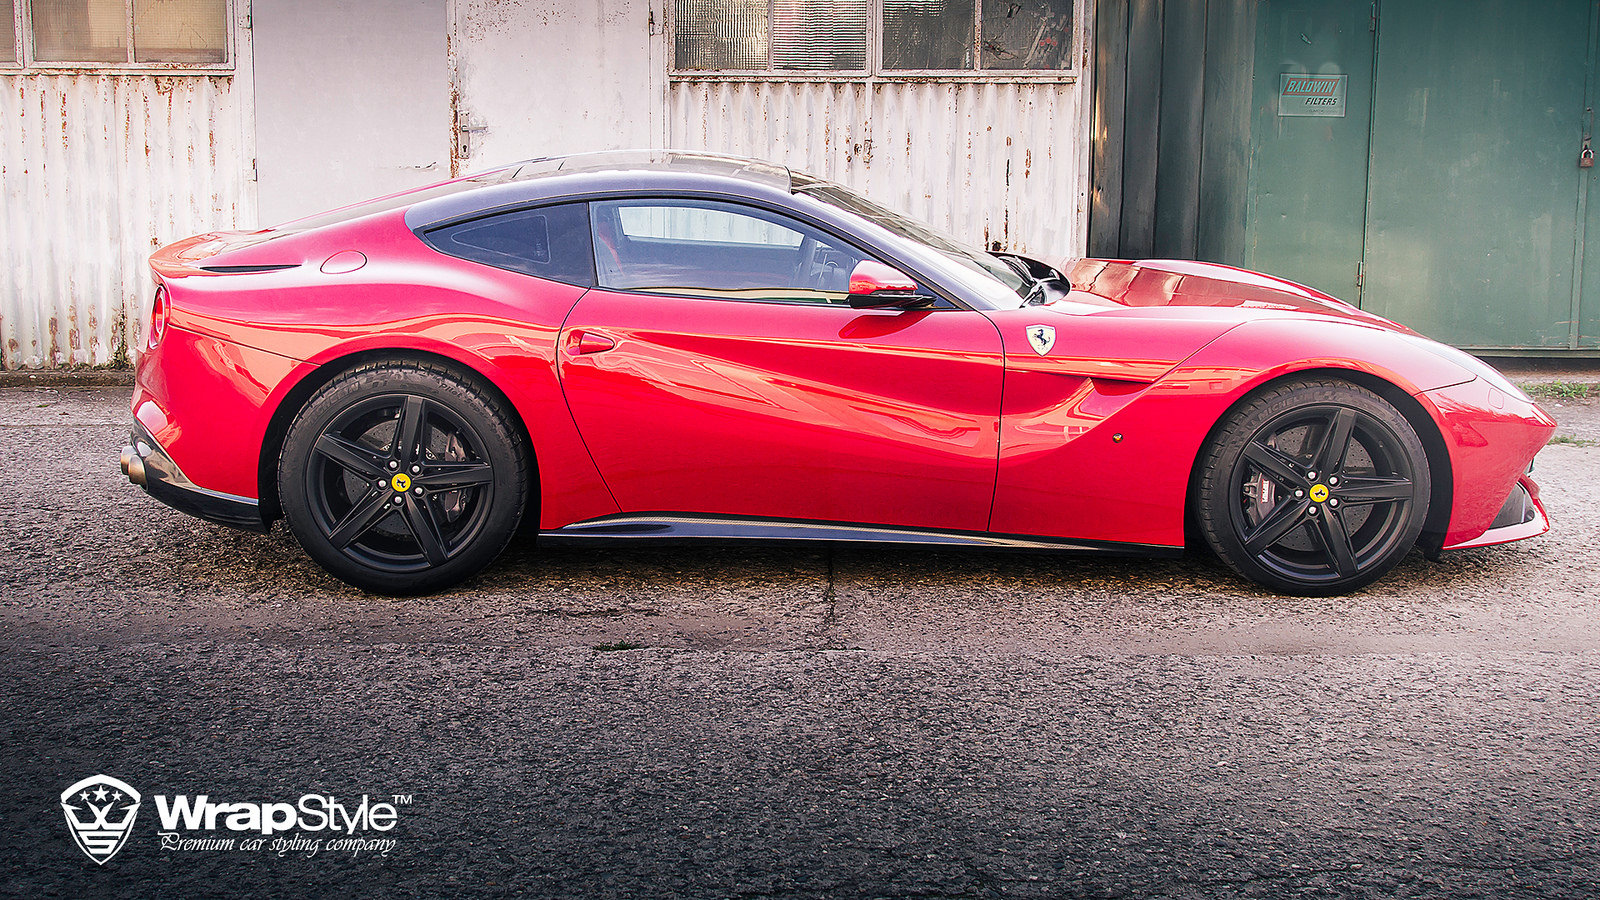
[391,794,413,805]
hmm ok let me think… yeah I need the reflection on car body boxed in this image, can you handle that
[121,150,1556,596]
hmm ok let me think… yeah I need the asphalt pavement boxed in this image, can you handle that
[2,385,1598,899]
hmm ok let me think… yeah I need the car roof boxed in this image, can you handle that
[271,150,799,234]
[398,150,802,231]
[511,150,793,188]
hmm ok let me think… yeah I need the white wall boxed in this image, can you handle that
[451,0,667,168]
[0,0,1093,368]
[252,0,451,225]
[670,79,1091,257]
[0,71,253,369]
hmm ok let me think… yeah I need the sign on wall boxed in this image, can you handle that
[1279,74,1347,117]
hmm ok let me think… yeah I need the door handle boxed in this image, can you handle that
[570,330,617,355]
[1584,107,1595,168]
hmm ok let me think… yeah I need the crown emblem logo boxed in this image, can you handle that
[61,775,141,864]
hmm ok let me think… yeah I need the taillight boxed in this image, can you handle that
[149,285,169,349]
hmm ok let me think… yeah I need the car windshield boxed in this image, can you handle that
[791,176,1032,301]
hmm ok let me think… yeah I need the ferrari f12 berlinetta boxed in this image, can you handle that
[121,151,1555,595]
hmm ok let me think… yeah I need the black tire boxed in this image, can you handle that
[1196,378,1430,595]
[278,359,529,594]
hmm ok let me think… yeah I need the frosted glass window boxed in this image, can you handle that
[676,0,866,71]
[675,0,767,70]
[672,0,1078,74]
[133,0,225,63]
[980,0,1072,70]
[1,0,17,64]
[771,0,865,70]
[27,0,226,65]
[883,0,972,70]
[31,0,128,62]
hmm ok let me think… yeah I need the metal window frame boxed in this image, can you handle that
[0,0,235,74]
[0,0,18,68]
[667,0,1081,83]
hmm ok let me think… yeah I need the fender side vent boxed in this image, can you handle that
[199,264,301,273]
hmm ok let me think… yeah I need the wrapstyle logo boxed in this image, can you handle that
[61,775,142,865]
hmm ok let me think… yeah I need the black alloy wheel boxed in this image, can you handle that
[279,360,528,594]
[1196,379,1431,595]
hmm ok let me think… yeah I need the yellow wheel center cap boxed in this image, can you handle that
[1309,483,1330,503]
[391,473,412,492]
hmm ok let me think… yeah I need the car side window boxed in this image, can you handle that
[590,198,871,304]
[422,202,594,286]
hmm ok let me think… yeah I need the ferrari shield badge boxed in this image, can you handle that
[1026,324,1056,356]
[61,775,141,864]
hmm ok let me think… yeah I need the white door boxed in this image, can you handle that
[252,0,452,225]
[449,0,667,173]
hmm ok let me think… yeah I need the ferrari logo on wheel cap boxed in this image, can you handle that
[1026,324,1056,356]
[1309,483,1330,503]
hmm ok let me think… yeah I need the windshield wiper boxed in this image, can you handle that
[995,254,1048,304]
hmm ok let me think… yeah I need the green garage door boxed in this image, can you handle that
[1245,0,1376,304]
[1362,0,1594,349]
[1246,0,1599,350]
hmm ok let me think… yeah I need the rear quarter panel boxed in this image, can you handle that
[150,210,618,528]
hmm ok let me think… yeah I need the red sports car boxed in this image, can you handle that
[120,151,1555,595]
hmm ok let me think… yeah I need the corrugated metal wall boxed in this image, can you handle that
[0,75,251,369]
[669,79,1088,256]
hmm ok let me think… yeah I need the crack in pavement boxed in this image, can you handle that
[810,545,845,649]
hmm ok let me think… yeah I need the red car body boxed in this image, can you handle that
[122,151,1555,593]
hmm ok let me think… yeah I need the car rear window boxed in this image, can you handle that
[421,202,594,286]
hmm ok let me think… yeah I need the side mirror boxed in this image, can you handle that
[846,260,935,309]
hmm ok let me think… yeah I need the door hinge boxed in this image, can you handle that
[1355,261,1366,289]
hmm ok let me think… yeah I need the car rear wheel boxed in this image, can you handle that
[1196,379,1430,595]
[279,360,528,594]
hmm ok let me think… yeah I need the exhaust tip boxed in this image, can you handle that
[120,445,146,486]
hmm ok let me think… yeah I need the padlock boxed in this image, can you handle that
[1583,146,1595,168]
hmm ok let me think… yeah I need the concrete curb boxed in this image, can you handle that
[0,369,135,388]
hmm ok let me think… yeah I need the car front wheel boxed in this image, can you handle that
[1196,378,1431,595]
[279,360,529,594]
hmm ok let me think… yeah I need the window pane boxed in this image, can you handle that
[771,0,865,70]
[1,0,17,64]
[594,199,866,303]
[426,204,594,286]
[797,177,1029,297]
[883,0,973,70]
[675,0,766,70]
[31,0,129,62]
[133,0,225,63]
[981,0,1071,69]
[617,204,804,246]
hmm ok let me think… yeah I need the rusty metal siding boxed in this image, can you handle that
[668,79,1089,256]
[0,74,251,369]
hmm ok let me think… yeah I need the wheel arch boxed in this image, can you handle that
[1182,366,1453,554]
[257,347,538,526]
